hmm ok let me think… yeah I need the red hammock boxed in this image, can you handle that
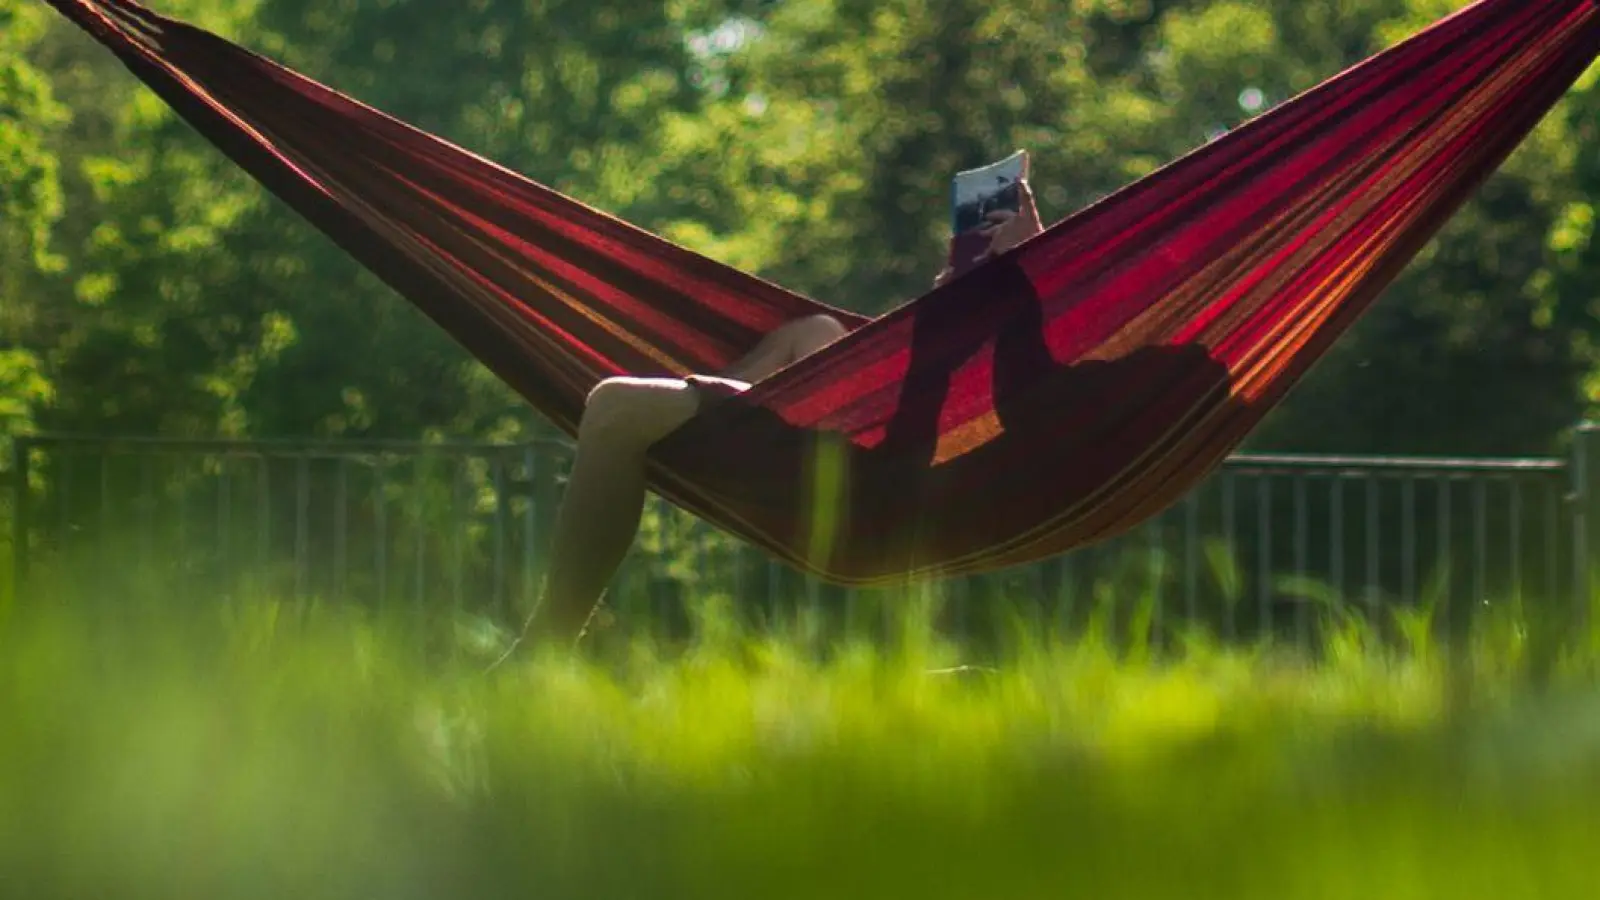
[44,0,1600,584]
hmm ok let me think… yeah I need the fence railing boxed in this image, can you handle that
[9,427,1600,643]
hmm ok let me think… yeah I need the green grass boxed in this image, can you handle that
[3,588,1600,900]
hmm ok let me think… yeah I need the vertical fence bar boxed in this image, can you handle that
[1437,475,1451,620]
[139,452,155,570]
[1546,480,1559,607]
[175,455,188,575]
[1366,477,1380,612]
[257,456,271,578]
[1330,475,1343,608]
[451,456,466,612]
[1028,561,1048,632]
[1183,492,1199,623]
[336,457,350,601]
[58,448,73,564]
[1256,476,1271,634]
[690,517,707,622]
[493,453,508,618]
[1293,475,1308,644]
[715,527,731,614]
[732,534,747,612]
[766,548,782,616]
[1401,476,1416,607]
[413,457,427,611]
[1152,515,1164,640]
[1144,517,1163,643]
[1222,472,1237,639]
[1057,548,1076,631]
[1509,477,1522,605]
[100,452,112,598]
[1474,479,1488,614]
[295,455,310,601]
[522,445,538,617]
[11,438,30,598]
[375,458,389,609]
[1572,424,1600,632]
[218,456,232,585]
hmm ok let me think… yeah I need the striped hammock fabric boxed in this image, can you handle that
[42,0,1600,584]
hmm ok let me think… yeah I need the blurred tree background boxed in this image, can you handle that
[4,0,1599,457]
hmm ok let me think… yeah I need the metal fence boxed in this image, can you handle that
[9,427,1600,642]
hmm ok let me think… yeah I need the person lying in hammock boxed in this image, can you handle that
[514,179,1046,652]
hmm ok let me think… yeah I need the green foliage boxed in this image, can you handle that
[0,349,51,449]
[0,0,66,280]
[4,589,1600,899]
[0,0,66,457]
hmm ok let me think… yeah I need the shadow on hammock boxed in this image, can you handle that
[652,261,1254,578]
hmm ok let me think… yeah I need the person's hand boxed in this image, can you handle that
[977,180,1044,261]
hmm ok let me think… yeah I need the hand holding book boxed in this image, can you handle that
[975,178,1043,259]
[935,150,1044,287]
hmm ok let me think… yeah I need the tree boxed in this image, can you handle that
[1527,65,1600,429]
[18,0,284,438]
[0,0,67,454]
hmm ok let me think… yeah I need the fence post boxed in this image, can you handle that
[1568,419,1593,614]
[1570,422,1599,631]
[11,437,31,599]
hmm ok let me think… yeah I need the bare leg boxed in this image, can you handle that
[503,314,849,657]
[524,377,704,648]
[719,314,849,383]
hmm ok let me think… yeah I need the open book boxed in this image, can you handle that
[947,149,1029,277]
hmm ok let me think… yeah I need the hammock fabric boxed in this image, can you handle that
[43,0,1600,584]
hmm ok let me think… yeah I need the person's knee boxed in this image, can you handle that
[584,376,638,412]
[792,314,848,356]
[582,377,653,435]
[580,377,697,446]
[802,314,848,339]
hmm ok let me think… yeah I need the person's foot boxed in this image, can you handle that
[483,600,610,673]
[923,664,1000,681]
[483,636,526,674]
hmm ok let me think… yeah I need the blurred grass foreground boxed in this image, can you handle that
[4,584,1600,900]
